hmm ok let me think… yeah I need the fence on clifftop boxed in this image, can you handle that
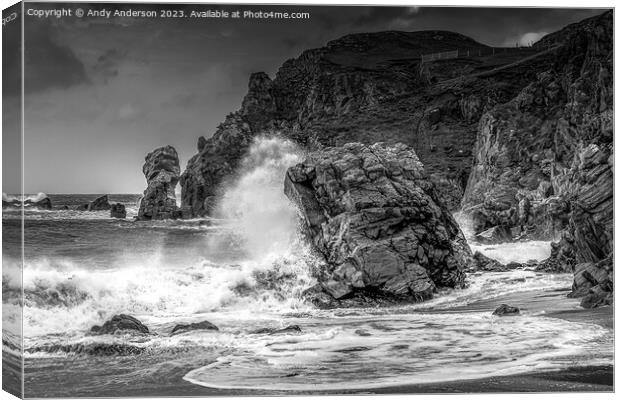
[420,44,559,64]
[420,50,459,62]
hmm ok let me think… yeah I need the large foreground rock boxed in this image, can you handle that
[285,142,469,307]
[137,146,181,220]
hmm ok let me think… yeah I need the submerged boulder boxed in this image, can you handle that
[89,314,149,335]
[137,146,181,220]
[493,304,520,316]
[170,320,219,335]
[285,142,470,308]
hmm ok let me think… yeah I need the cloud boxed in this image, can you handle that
[518,32,549,46]
[24,22,88,93]
[93,49,126,83]
[116,103,144,121]
[2,16,21,97]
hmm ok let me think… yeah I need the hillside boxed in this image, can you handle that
[180,25,571,215]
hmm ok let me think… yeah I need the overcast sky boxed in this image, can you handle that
[3,3,607,194]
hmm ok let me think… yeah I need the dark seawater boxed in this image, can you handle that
[1,139,614,397]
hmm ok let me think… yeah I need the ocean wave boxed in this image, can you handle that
[183,310,613,391]
[3,247,319,340]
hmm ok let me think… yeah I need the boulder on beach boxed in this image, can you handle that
[137,146,181,220]
[170,320,219,335]
[76,195,111,211]
[568,254,613,308]
[285,142,470,308]
[110,203,127,219]
[89,314,149,335]
[492,304,520,316]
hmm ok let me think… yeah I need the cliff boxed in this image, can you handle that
[461,11,613,306]
[180,29,558,215]
[462,11,612,247]
[179,11,613,307]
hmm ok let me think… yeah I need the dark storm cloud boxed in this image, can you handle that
[19,4,610,194]
[2,6,21,97]
[24,21,89,93]
[93,49,126,83]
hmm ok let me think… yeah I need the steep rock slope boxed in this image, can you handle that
[180,30,557,216]
[461,11,613,306]
[462,11,612,243]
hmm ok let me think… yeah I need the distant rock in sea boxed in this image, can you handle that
[137,145,181,220]
[76,195,111,211]
[285,142,471,308]
[2,192,52,209]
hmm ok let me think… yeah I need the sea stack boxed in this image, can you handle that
[137,145,181,220]
[285,142,471,308]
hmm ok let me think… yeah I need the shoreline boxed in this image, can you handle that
[20,287,614,397]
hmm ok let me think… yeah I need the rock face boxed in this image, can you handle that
[285,142,469,307]
[89,314,149,335]
[460,11,613,303]
[76,195,111,211]
[475,225,512,244]
[138,146,181,220]
[110,203,126,219]
[180,28,563,216]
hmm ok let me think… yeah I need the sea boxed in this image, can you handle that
[1,138,614,396]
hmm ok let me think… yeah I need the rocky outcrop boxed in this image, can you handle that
[285,142,470,307]
[89,314,149,335]
[468,251,510,272]
[475,225,512,244]
[3,193,52,209]
[569,254,613,308]
[110,203,126,218]
[137,146,181,220]
[76,195,111,211]
[461,11,613,302]
[180,27,565,216]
